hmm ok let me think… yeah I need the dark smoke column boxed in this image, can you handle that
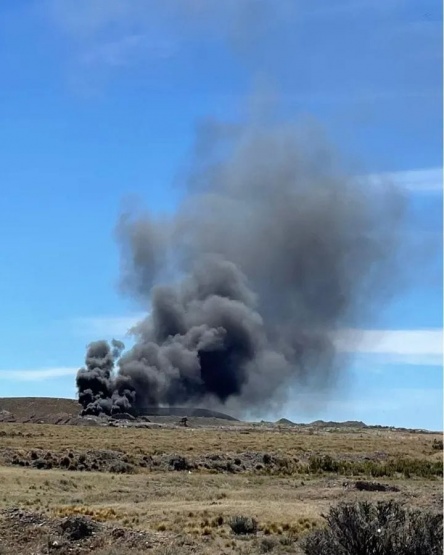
[76,339,125,416]
[76,122,402,417]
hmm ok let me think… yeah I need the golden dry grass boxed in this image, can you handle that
[0,422,441,461]
[0,421,442,554]
[0,465,438,539]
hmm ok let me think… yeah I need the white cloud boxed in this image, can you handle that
[0,367,78,382]
[72,314,443,367]
[334,328,443,366]
[71,315,443,368]
[366,167,442,193]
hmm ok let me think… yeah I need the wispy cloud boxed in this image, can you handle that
[334,328,443,366]
[72,313,443,368]
[366,167,442,193]
[0,367,78,382]
[80,34,175,68]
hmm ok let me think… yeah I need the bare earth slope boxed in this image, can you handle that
[0,397,79,422]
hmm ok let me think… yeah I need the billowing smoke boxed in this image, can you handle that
[77,121,402,417]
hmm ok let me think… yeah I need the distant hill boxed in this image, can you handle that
[274,418,368,428]
[310,419,368,428]
[276,418,296,426]
[0,397,79,422]
[0,398,238,423]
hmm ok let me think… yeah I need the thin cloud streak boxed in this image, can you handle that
[335,328,443,356]
[73,313,443,367]
[335,328,443,367]
[0,368,78,382]
[366,167,443,193]
[2,326,442,383]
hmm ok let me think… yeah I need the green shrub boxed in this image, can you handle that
[302,500,443,555]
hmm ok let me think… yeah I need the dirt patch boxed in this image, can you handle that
[0,508,164,555]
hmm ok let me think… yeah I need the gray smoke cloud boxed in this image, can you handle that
[76,119,403,417]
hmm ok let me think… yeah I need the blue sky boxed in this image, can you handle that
[0,0,442,430]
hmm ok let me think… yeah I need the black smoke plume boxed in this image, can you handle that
[77,121,402,417]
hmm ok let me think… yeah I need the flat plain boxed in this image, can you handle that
[0,398,442,555]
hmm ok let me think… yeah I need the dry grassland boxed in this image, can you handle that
[0,422,441,459]
[0,421,442,554]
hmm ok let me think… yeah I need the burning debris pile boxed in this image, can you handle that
[77,123,402,417]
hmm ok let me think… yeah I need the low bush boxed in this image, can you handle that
[259,537,278,552]
[354,480,399,492]
[302,500,443,555]
[432,438,443,450]
[228,515,258,535]
[169,456,190,471]
[307,455,443,478]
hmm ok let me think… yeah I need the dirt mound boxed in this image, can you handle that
[60,515,99,540]
[0,507,161,554]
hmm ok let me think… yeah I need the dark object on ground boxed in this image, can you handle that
[228,515,258,535]
[60,516,99,541]
[302,500,443,555]
[170,456,192,471]
[180,417,188,427]
[354,481,400,492]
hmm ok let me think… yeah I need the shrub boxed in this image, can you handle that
[260,537,278,552]
[302,500,443,555]
[109,461,134,474]
[432,438,443,450]
[169,456,190,471]
[307,455,443,479]
[354,481,399,492]
[60,456,70,468]
[228,515,258,535]
[32,458,48,469]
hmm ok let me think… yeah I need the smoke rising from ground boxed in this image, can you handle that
[76,121,403,416]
